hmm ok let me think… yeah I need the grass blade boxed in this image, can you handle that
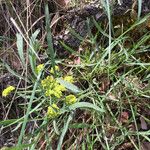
[28,29,40,76]
[57,114,73,150]
[45,2,55,73]
[17,72,42,145]
[138,0,142,19]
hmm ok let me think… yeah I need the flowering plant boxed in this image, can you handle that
[2,64,79,120]
[2,86,15,97]
[40,65,78,119]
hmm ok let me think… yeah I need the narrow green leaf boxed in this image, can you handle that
[16,33,25,65]
[146,74,150,79]
[60,41,78,55]
[92,18,109,38]
[69,27,84,41]
[45,2,55,74]
[0,119,22,126]
[69,102,105,113]
[57,78,81,93]
[57,114,73,150]
[28,29,40,76]
[3,143,33,150]
[30,29,40,42]
[17,72,42,146]
[138,0,142,19]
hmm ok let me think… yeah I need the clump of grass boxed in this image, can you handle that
[0,0,150,150]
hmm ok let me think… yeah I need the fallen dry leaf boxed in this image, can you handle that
[118,142,133,150]
[108,93,117,101]
[74,56,81,65]
[99,78,110,93]
[140,116,148,130]
[119,111,129,124]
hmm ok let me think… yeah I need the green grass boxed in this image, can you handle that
[0,1,150,150]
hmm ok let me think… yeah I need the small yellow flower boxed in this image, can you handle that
[45,89,54,97]
[36,64,44,74]
[54,84,66,92]
[47,104,60,118]
[41,76,54,88]
[41,75,66,98]
[64,75,74,83]
[52,89,62,98]
[52,84,66,98]
[52,103,59,110]
[65,94,77,105]
[2,86,15,97]
[50,65,60,74]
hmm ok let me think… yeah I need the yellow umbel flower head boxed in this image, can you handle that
[41,75,66,98]
[65,94,77,105]
[41,76,54,88]
[53,84,66,98]
[47,104,60,118]
[50,65,60,74]
[2,86,15,97]
[36,64,44,74]
[64,75,74,83]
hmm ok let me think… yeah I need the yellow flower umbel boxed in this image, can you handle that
[2,86,15,97]
[64,75,74,83]
[36,64,44,74]
[47,104,60,118]
[41,75,66,98]
[50,65,60,74]
[65,94,77,105]
[52,84,66,98]
[41,76,54,88]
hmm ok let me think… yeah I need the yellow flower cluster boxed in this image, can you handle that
[2,86,15,97]
[65,94,77,105]
[41,75,66,98]
[50,65,60,74]
[64,75,74,83]
[47,104,60,118]
[41,65,77,118]
[36,64,44,74]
